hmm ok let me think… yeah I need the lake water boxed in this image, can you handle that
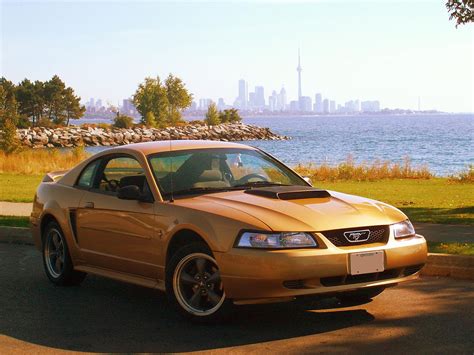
[86,113,473,176]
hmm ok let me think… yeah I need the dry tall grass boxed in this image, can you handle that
[0,149,441,181]
[448,165,474,183]
[294,156,433,181]
[0,147,90,175]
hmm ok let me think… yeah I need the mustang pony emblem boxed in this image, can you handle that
[344,229,371,242]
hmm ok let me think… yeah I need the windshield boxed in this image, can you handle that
[148,148,307,198]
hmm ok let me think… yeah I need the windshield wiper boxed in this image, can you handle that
[232,181,289,188]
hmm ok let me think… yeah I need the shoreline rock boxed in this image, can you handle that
[15,123,290,148]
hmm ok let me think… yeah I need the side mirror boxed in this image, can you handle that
[302,176,313,186]
[117,185,153,203]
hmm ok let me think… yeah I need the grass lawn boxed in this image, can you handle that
[320,179,473,225]
[427,242,474,256]
[0,174,473,225]
[0,174,43,202]
[0,215,30,228]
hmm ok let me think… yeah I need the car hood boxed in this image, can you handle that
[197,189,407,231]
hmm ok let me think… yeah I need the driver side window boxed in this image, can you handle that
[97,156,146,195]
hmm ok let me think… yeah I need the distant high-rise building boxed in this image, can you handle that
[297,49,302,103]
[345,100,357,113]
[88,98,95,108]
[217,98,226,110]
[300,96,312,112]
[248,92,256,109]
[199,98,213,110]
[190,101,197,110]
[269,90,278,111]
[238,79,248,109]
[354,99,360,112]
[277,87,287,111]
[122,98,136,115]
[96,99,103,109]
[315,93,323,113]
[329,100,336,113]
[323,99,329,113]
[289,100,299,111]
[361,100,380,112]
[254,86,265,109]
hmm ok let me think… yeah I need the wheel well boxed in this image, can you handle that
[166,229,210,264]
[40,214,57,243]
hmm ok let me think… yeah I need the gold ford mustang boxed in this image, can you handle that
[31,140,427,321]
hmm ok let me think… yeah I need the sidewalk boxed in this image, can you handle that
[0,202,33,217]
[0,202,472,243]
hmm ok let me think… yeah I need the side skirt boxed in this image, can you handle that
[75,265,166,291]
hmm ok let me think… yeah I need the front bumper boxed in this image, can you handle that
[215,234,427,300]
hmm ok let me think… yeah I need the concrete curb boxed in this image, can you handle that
[421,253,474,281]
[1,226,473,280]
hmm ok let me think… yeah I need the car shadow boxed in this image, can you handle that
[1,273,374,353]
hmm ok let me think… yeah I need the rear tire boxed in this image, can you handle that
[42,221,86,286]
[166,242,233,322]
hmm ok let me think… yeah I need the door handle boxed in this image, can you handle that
[84,202,94,209]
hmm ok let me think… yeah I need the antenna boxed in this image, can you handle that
[169,138,174,203]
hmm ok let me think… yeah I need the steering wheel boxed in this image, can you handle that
[236,173,269,185]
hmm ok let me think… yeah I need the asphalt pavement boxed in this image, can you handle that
[0,243,473,354]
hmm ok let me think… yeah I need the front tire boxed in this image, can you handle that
[166,242,232,322]
[42,221,86,286]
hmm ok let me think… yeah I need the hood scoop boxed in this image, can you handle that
[244,185,331,200]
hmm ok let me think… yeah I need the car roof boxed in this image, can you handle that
[106,140,257,156]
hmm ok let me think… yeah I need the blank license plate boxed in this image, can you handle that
[350,251,385,275]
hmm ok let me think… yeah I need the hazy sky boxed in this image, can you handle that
[1,0,473,112]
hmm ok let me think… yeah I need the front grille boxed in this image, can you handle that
[321,225,389,247]
[321,268,401,287]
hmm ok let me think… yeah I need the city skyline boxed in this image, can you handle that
[4,1,471,113]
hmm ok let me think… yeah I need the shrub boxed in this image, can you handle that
[293,156,433,182]
[449,165,474,183]
[113,114,134,129]
[204,103,220,125]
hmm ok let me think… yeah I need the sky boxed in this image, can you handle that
[1,0,473,112]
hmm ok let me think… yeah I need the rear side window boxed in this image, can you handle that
[77,160,100,188]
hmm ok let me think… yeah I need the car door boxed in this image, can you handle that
[75,154,161,279]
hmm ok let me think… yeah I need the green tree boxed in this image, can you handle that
[0,78,20,153]
[164,74,193,125]
[144,111,157,127]
[63,87,86,126]
[44,75,67,125]
[16,79,45,126]
[227,108,242,123]
[446,0,474,27]
[218,109,231,123]
[133,77,169,127]
[204,102,220,125]
[218,108,242,123]
[113,113,134,128]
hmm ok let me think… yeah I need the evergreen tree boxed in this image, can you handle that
[205,103,220,125]
[0,78,19,153]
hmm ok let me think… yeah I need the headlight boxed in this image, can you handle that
[391,220,416,239]
[236,231,317,248]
